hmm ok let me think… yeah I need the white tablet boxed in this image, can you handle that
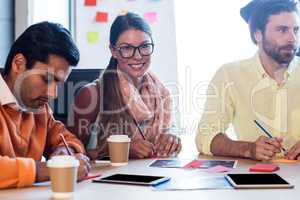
[225,173,294,189]
[93,174,171,186]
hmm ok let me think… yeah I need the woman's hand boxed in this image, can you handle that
[130,138,155,159]
[154,134,181,157]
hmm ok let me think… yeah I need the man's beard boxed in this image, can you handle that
[262,36,298,65]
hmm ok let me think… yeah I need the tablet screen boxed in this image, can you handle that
[93,174,170,185]
[102,174,165,182]
[227,173,289,185]
[97,156,110,161]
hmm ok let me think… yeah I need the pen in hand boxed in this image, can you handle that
[59,133,73,156]
[132,117,146,140]
[132,117,156,155]
[83,173,102,181]
[254,120,287,153]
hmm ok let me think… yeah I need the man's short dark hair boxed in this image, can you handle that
[3,21,80,75]
[240,0,299,44]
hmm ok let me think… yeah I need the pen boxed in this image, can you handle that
[254,120,287,153]
[132,117,146,140]
[59,133,73,156]
[83,173,102,181]
[132,117,156,155]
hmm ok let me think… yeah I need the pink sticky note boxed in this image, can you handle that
[183,160,203,169]
[249,164,279,172]
[144,12,157,23]
[206,165,233,173]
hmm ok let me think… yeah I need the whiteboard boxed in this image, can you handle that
[74,0,178,84]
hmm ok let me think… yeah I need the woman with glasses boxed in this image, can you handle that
[68,12,181,160]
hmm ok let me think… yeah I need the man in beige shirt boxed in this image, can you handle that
[196,0,300,161]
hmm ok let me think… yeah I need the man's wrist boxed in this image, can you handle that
[241,142,254,159]
[35,161,50,183]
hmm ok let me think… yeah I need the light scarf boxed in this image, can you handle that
[117,70,172,141]
[86,69,172,158]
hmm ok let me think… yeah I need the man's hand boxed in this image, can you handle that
[250,136,283,161]
[35,161,49,182]
[48,146,91,182]
[285,141,300,160]
[49,146,75,158]
[36,153,90,183]
[74,153,91,181]
[130,138,155,159]
[154,134,181,157]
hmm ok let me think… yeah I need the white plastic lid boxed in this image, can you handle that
[47,155,79,168]
[107,135,131,143]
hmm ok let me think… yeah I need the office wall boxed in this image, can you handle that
[75,0,178,83]
[75,0,180,127]
[0,0,14,68]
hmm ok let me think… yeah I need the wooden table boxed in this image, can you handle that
[1,155,300,200]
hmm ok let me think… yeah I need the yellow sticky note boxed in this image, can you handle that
[119,9,129,15]
[87,32,100,44]
[272,159,300,164]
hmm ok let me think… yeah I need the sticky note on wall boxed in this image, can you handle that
[87,31,100,44]
[96,12,108,23]
[119,9,129,15]
[144,12,157,23]
[85,0,97,6]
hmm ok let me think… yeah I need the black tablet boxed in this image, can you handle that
[97,156,110,161]
[225,173,294,189]
[93,174,170,186]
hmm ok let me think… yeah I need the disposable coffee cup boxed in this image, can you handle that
[107,135,131,166]
[47,155,79,199]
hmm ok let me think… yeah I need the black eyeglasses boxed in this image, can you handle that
[113,43,154,58]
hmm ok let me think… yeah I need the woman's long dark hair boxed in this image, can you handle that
[97,12,152,139]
